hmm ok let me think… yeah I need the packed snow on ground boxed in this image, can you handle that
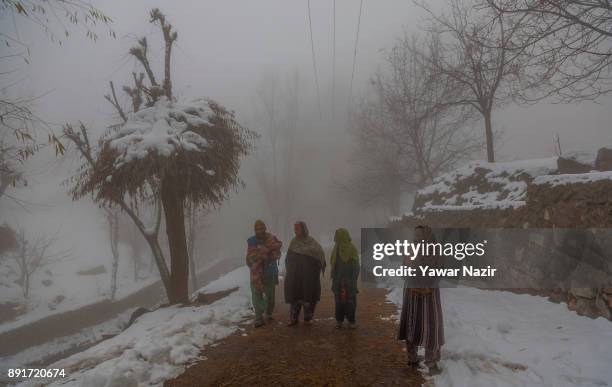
[17,267,252,387]
[533,171,612,187]
[1,263,225,374]
[387,286,612,387]
[415,157,559,211]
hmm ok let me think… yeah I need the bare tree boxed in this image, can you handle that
[343,87,410,214]
[485,0,612,102]
[343,33,481,214]
[416,0,528,162]
[68,9,256,304]
[252,71,301,239]
[0,0,112,206]
[7,229,70,300]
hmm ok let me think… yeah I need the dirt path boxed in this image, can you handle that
[167,282,423,386]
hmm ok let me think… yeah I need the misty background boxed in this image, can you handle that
[1,0,610,278]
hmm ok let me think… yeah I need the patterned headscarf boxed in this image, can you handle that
[288,221,326,268]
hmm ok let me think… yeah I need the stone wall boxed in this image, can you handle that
[524,179,612,228]
[391,149,612,319]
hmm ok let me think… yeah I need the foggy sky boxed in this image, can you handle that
[3,0,608,159]
[1,0,611,261]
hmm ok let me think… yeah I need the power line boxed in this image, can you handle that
[307,0,322,119]
[331,0,336,119]
[349,0,364,109]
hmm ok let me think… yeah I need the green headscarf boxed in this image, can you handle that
[330,228,359,267]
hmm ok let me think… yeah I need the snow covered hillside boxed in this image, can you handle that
[17,267,252,387]
[387,286,612,386]
[0,192,161,336]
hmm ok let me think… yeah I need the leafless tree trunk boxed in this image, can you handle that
[161,175,189,304]
[186,201,198,293]
[484,110,495,163]
[106,209,120,301]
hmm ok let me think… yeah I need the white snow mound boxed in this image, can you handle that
[27,267,251,387]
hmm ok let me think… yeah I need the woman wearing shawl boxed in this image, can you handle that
[246,220,282,327]
[398,225,444,375]
[284,221,326,326]
[330,228,360,329]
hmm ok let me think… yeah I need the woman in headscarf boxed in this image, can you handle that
[398,225,444,375]
[284,221,326,326]
[330,228,360,329]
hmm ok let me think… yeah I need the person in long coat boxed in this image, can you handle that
[284,221,326,326]
[398,225,445,374]
[330,228,360,329]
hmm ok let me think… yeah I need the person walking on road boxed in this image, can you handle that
[284,221,326,326]
[330,228,360,329]
[246,219,282,327]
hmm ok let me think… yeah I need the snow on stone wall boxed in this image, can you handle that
[391,148,612,320]
[413,158,558,212]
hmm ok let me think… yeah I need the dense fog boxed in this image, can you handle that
[1,0,610,309]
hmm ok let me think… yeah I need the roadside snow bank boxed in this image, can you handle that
[31,267,251,387]
[387,287,612,386]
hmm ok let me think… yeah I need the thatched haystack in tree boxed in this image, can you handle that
[69,9,256,304]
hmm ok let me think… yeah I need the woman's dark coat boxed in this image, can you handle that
[284,250,323,303]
